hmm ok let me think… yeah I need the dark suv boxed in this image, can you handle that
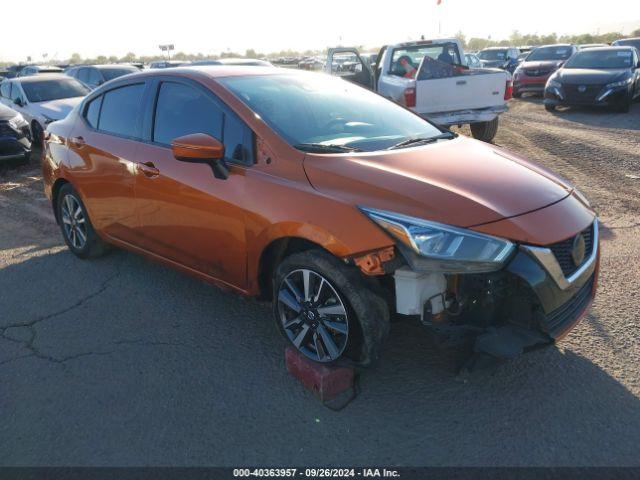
[65,65,139,90]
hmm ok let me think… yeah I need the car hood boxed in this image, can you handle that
[0,103,20,121]
[555,68,629,85]
[31,97,83,121]
[520,60,564,71]
[303,136,573,228]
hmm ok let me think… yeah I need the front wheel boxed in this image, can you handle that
[273,249,390,367]
[545,104,556,112]
[470,117,499,143]
[616,96,631,113]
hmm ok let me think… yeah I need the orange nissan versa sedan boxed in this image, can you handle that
[42,66,599,368]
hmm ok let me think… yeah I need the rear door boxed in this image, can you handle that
[326,48,374,90]
[67,82,147,242]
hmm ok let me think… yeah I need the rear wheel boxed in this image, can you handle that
[56,184,110,259]
[470,117,499,143]
[273,249,389,367]
[512,91,522,98]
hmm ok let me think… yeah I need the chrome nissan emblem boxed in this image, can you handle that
[578,85,587,93]
[571,234,587,266]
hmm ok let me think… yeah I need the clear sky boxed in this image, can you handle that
[1,0,638,62]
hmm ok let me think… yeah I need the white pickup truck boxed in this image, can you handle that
[326,39,512,142]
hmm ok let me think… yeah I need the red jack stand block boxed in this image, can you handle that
[285,347,357,409]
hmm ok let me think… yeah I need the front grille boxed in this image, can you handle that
[548,224,594,278]
[0,121,18,138]
[524,69,550,77]
[543,274,594,338]
[563,84,602,103]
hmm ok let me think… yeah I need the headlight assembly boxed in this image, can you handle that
[547,79,562,89]
[606,77,633,88]
[8,115,28,131]
[360,207,515,273]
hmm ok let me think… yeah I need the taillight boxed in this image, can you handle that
[403,87,416,108]
[504,79,513,100]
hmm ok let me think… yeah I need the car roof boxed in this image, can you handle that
[577,45,636,53]
[12,73,75,83]
[535,43,574,48]
[122,65,288,80]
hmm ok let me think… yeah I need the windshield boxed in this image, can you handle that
[526,46,572,61]
[21,78,89,102]
[478,49,507,60]
[564,49,634,69]
[220,73,442,152]
[100,67,138,81]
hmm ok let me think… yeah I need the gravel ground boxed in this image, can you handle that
[1,98,639,467]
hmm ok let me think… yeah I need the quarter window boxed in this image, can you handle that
[85,95,102,128]
[97,83,145,137]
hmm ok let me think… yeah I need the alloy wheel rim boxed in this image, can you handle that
[61,194,87,250]
[277,269,349,363]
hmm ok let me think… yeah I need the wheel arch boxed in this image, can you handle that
[256,236,336,300]
[51,178,71,224]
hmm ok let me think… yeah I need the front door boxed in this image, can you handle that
[132,80,253,289]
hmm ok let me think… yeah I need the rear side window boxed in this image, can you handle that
[153,82,223,145]
[98,84,144,137]
[77,69,90,83]
[85,96,102,128]
[88,68,102,85]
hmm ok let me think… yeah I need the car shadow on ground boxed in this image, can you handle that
[1,248,640,465]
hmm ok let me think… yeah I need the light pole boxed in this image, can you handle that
[158,44,175,60]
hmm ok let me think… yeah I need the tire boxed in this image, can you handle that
[512,91,522,98]
[31,121,43,147]
[22,150,31,165]
[56,183,110,259]
[617,97,631,113]
[545,104,556,112]
[273,249,390,367]
[470,117,499,143]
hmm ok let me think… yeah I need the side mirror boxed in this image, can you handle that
[171,133,229,180]
[13,97,23,107]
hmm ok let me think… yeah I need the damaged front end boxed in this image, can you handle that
[354,208,599,371]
